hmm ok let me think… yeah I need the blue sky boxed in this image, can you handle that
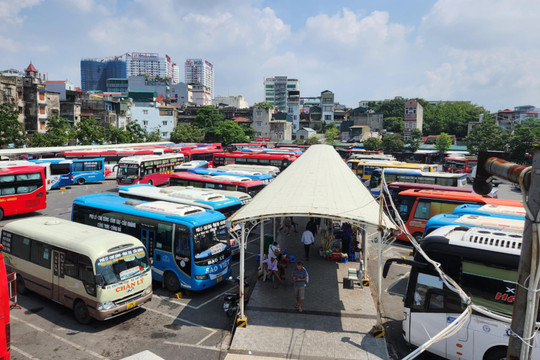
[1,0,539,112]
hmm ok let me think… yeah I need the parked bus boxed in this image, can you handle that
[170,172,265,197]
[227,143,267,152]
[0,166,47,221]
[72,194,232,292]
[177,146,223,164]
[424,213,524,236]
[395,189,522,241]
[215,164,280,177]
[274,143,310,152]
[0,160,53,191]
[174,161,209,172]
[118,184,243,218]
[369,168,467,196]
[443,156,477,173]
[384,225,539,359]
[347,160,437,181]
[116,154,184,186]
[1,217,152,324]
[386,182,498,201]
[31,158,73,188]
[0,244,10,359]
[71,158,105,185]
[452,204,525,219]
[212,152,297,171]
[187,168,273,184]
[239,148,303,156]
[163,185,252,206]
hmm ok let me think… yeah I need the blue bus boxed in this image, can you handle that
[452,204,525,220]
[72,193,232,292]
[187,168,273,184]
[424,213,525,236]
[72,158,105,185]
[31,158,73,189]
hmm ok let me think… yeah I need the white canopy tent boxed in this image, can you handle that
[228,144,396,321]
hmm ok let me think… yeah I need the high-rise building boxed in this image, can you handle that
[264,76,299,112]
[80,55,126,92]
[185,59,214,101]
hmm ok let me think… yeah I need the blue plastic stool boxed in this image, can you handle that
[289,255,296,263]
[341,256,348,263]
[256,254,261,261]
[282,250,288,256]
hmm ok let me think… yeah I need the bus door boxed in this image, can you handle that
[141,228,155,265]
[51,250,64,302]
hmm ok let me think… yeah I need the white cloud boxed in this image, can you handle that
[0,0,43,26]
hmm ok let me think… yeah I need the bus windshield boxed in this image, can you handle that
[117,166,139,179]
[96,246,150,285]
[193,225,229,259]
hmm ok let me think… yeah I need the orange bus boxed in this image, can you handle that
[395,189,522,241]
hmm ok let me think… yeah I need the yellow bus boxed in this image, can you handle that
[1,217,153,324]
[346,159,437,181]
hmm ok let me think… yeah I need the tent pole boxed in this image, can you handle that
[260,220,264,270]
[273,218,276,244]
[361,226,367,280]
[239,222,246,321]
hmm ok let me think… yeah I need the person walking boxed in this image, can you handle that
[291,261,308,312]
[301,227,314,261]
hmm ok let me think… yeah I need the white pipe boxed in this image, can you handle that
[260,220,264,270]
[239,222,245,319]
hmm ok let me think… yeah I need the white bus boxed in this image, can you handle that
[0,160,53,191]
[167,185,252,206]
[116,153,184,186]
[215,164,280,177]
[385,225,540,359]
[1,217,153,324]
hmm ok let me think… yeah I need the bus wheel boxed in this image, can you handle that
[17,275,28,295]
[412,233,423,242]
[77,178,85,185]
[0,207,3,221]
[484,346,507,360]
[74,300,92,324]
[148,180,153,186]
[164,272,180,293]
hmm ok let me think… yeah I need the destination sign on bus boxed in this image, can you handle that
[193,220,227,234]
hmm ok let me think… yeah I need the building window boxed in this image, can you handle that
[39,92,45,101]
[143,121,148,126]
[405,107,416,114]
[143,110,148,115]
[324,115,332,120]
[5,88,12,96]
[39,106,45,114]
[162,132,168,137]
[162,121,168,126]
[256,121,262,127]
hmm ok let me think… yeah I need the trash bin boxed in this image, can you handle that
[343,277,355,289]
[264,233,273,254]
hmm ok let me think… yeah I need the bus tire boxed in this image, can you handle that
[74,300,92,324]
[412,233,423,242]
[483,346,507,360]
[148,180,153,186]
[164,272,180,293]
[77,178,85,185]
[0,207,3,221]
[17,275,28,295]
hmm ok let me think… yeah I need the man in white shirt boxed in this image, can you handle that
[301,229,314,261]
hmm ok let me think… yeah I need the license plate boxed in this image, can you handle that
[126,301,136,310]
[216,276,222,283]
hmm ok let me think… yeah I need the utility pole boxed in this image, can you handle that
[473,149,538,359]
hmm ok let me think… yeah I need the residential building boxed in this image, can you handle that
[348,107,383,135]
[80,93,120,127]
[185,59,214,99]
[44,80,76,101]
[131,104,176,140]
[296,127,316,140]
[212,95,249,109]
[0,74,24,126]
[287,89,300,133]
[106,78,129,93]
[308,106,322,130]
[22,63,59,133]
[60,90,82,127]
[264,76,299,112]
[320,90,335,124]
[251,106,292,142]
[403,99,423,140]
[1,68,25,77]
[189,84,212,106]
[128,75,189,105]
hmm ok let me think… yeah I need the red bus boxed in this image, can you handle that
[0,166,47,220]
[0,244,9,359]
[227,143,267,152]
[116,154,184,186]
[274,143,310,152]
[177,147,223,164]
[443,157,477,173]
[212,152,297,171]
[395,189,521,241]
[169,172,265,197]
[386,182,498,200]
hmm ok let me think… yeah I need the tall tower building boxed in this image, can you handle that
[403,99,424,140]
[264,76,299,113]
[185,59,214,100]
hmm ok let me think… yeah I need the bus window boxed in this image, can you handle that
[398,196,416,220]
[414,200,431,221]
[412,272,443,309]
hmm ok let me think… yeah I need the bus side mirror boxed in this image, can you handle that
[94,274,103,286]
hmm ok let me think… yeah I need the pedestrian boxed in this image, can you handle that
[301,227,314,261]
[306,218,317,238]
[341,222,352,256]
[291,261,308,312]
[289,217,298,233]
[262,256,282,288]
[282,217,292,235]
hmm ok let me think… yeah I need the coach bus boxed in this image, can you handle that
[71,158,105,185]
[369,168,467,196]
[31,158,73,188]
[443,156,477,173]
[72,194,232,292]
[0,160,53,191]
[227,143,267,152]
[1,217,152,324]
[215,164,280,177]
[424,213,524,236]
[187,168,273,184]
[384,225,540,360]
[116,154,184,186]
[395,189,522,241]
[177,146,223,164]
[212,152,297,172]
[0,166,47,221]
[347,160,437,182]
[169,172,265,197]
[0,243,9,359]
[452,204,525,219]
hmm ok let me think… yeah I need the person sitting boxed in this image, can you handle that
[268,241,286,277]
[262,256,282,288]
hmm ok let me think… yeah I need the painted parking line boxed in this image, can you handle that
[164,341,221,352]
[154,284,238,310]
[11,345,40,360]
[144,306,216,333]
[11,315,108,359]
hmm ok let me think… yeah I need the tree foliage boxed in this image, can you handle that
[253,102,274,111]
[105,124,131,144]
[170,124,205,143]
[146,128,162,142]
[205,120,248,146]
[194,106,224,128]
[383,116,404,134]
[382,133,405,153]
[324,126,339,144]
[0,103,26,147]
[434,132,452,155]
[464,119,509,154]
[126,121,147,143]
[28,115,75,147]
[407,129,423,153]
[304,136,320,145]
[370,97,408,118]
[75,117,106,145]
[363,137,383,151]
[509,123,535,164]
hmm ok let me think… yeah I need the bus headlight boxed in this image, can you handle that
[144,286,152,295]
[97,301,116,311]
[194,275,208,280]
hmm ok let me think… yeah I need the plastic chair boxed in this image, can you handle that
[289,255,296,263]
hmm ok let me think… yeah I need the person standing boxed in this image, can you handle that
[301,228,314,261]
[341,222,353,256]
[291,261,308,312]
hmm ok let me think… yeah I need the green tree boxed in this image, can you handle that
[75,117,106,145]
[304,136,320,145]
[363,137,383,151]
[194,106,224,128]
[424,102,490,138]
[126,121,147,143]
[434,132,452,158]
[146,128,162,142]
[372,97,407,118]
[170,124,205,143]
[253,102,274,111]
[28,132,49,147]
[407,129,423,153]
[0,103,26,147]
[382,133,405,153]
[35,116,75,146]
[324,126,339,144]
[205,120,248,146]
[509,123,535,164]
[105,124,131,144]
[522,117,540,138]
[383,116,404,134]
[464,119,509,155]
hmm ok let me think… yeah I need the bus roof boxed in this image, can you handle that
[388,182,473,193]
[73,194,226,226]
[170,172,264,186]
[3,217,142,258]
[397,189,522,206]
[31,158,72,164]
[427,214,524,234]
[373,168,465,178]
[118,153,184,163]
[167,185,252,203]
[452,204,525,219]
[0,165,46,174]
